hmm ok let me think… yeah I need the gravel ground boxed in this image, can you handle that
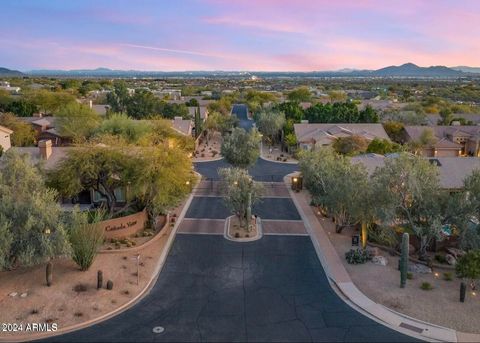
[317,213,480,334]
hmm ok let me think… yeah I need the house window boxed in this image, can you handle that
[93,187,126,203]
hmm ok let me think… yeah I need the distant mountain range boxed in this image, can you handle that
[452,66,480,74]
[1,63,479,78]
[0,67,24,77]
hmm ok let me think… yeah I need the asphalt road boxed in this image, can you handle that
[44,111,419,342]
[48,235,417,342]
[194,158,299,182]
[232,104,254,131]
[185,196,302,220]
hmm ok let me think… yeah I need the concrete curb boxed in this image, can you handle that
[284,172,463,343]
[3,177,200,343]
[223,215,263,242]
[192,156,224,163]
[259,154,298,165]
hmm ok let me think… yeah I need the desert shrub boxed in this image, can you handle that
[420,282,433,290]
[368,226,398,248]
[407,272,414,280]
[345,249,372,264]
[456,250,480,282]
[68,209,104,271]
[435,254,447,264]
[443,272,453,281]
[73,283,88,292]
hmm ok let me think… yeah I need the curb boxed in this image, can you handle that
[192,156,224,163]
[283,172,462,343]
[259,154,298,165]
[3,177,200,343]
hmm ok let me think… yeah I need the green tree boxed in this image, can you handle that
[439,107,453,125]
[48,147,141,217]
[287,87,311,102]
[0,151,70,270]
[133,146,193,222]
[456,251,480,287]
[255,110,285,146]
[219,168,263,229]
[221,128,261,168]
[94,113,152,143]
[372,153,444,259]
[332,135,369,155]
[126,89,158,119]
[299,148,371,232]
[383,121,405,143]
[106,81,130,113]
[366,138,402,155]
[0,113,36,146]
[25,89,76,115]
[55,103,101,143]
[273,101,304,122]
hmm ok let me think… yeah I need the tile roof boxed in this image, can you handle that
[351,154,480,189]
[294,123,390,143]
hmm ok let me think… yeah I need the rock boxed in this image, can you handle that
[446,248,465,259]
[446,254,457,266]
[9,292,17,297]
[371,256,388,266]
[408,263,432,274]
[368,247,380,256]
[20,292,28,298]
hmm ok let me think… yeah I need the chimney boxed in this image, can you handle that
[89,100,93,109]
[38,140,52,160]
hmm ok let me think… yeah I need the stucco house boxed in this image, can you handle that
[294,123,390,150]
[0,125,13,152]
[351,153,480,191]
[404,126,480,157]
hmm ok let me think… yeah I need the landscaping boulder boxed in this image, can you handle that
[408,263,432,274]
[446,248,465,259]
[446,254,457,266]
[371,255,388,266]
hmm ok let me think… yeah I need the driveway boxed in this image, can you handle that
[49,235,416,342]
[232,104,254,131]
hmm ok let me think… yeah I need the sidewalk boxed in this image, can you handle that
[285,173,465,343]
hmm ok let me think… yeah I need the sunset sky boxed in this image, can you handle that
[1,0,479,71]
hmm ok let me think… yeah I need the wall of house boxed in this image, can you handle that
[436,149,460,157]
[0,132,11,152]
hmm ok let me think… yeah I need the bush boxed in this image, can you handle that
[420,282,434,290]
[407,272,413,280]
[68,209,104,271]
[345,249,371,264]
[435,254,447,264]
[456,250,480,281]
[443,272,453,281]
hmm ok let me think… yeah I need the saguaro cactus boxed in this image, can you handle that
[46,261,53,287]
[246,192,252,231]
[97,270,103,290]
[400,233,409,288]
[460,282,466,302]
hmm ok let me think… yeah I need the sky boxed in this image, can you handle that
[1,0,479,71]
